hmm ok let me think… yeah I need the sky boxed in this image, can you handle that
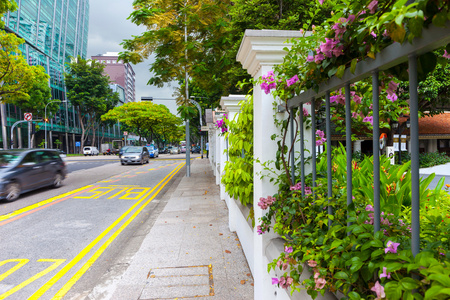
[86,0,179,114]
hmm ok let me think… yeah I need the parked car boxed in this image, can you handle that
[180,146,187,153]
[120,146,150,165]
[83,146,99,156]
[118,146,130,158]
[191,145,201,154]
[148,146,159,158]
[0,149,67,202]
[170,146,180,154]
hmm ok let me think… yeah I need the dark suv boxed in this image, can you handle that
[0,149,67,202]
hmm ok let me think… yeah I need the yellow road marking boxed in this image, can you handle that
[29,163,185,299]
[0,259,29,281]
[53,162,185,299]
[0,259,65,300]
[0,186,94,222]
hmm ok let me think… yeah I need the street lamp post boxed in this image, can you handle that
[392,119,411,164]
[45,100,66,148]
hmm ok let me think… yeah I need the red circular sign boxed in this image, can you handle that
[24,113,32,121]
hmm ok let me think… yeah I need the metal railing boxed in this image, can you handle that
[287,21,450,257]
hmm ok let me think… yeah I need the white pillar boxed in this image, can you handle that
[220,95,246,232]
[353,140,362,153]
[237,29,304,300]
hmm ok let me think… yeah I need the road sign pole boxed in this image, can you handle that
[28,121,31,149]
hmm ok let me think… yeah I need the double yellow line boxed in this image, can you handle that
[29,162,185,299]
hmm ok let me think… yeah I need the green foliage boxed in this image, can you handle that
[0,30,50,104]
[65,56,120,149]
[0,0,17,28]
[102,102,182,145]
[121,0,232,97]
[261,146,450,299]
[221,95,254,208]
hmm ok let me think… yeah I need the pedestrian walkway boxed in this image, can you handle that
[95,158,254,300]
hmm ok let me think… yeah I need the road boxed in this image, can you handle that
[0,154,193,299]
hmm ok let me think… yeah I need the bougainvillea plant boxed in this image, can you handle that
[254,0,450,298]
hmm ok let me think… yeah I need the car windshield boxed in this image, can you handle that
[0,152,22,167]
[148,146,155,150]
[125,147,142,153]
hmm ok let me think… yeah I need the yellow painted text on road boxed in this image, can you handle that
[74,186,152,200]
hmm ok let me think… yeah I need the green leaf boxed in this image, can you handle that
[336,65,346,78]
[400,277,419,291]
[350,58,358,74]
[432,10,448,27]
[333,271,349,280]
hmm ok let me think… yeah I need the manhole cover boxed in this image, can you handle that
[141,265,214,299]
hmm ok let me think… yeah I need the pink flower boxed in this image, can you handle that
[308,260,317,267]
[316,130,325,138]
[276,260,282,268]
[380,267,391,279]
[318,0,324,4]
[303,107,309,116]
[444,50,450,59]
[314,53,325,64]
[368,0,378,14]
[272,277,279,285]
[287,75,299,87]
[347,14,356,24]
[307,55,315,62]
[385,241,400,254]
[285,246,293,253]
[353,94,362,104]
[371,31,377,38]
[315,277,326,290]
[279,276,293,289]
[366,204,374,212]
[371,281,385,299]
[363,116,374,125]
[387,93,398,102]
[258,196,276,210]
[332,23,346,39]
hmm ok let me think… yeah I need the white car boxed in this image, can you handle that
[148,146,159,158]
[83,146,99,156]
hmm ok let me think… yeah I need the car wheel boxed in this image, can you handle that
[5,182,20,202]
[53,173,63,188]
[121,162,125,165]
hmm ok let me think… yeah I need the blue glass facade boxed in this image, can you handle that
[2,0,122,152]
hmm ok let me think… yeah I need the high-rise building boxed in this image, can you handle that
[3,0,89,101]
[1,1,122,152]
[92,52,136,103]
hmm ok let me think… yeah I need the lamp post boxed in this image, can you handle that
[45,100,66,148]
[190,96,207,159]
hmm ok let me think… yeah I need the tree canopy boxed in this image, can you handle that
[65,56,120,149]
[0,30,50,104]
[120,0,232,99]
[101,101,183,145]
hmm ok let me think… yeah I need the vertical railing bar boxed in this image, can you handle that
[300,103,305,198]
[409,54,420,257]
[372,71,381,233]
[345,83,353,230]
[290,107,295,185]
[311,98,316,199]
[326,92,333,228]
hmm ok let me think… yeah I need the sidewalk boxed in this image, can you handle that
[95,158,254,300]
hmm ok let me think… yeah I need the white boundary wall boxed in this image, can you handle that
[209,30,338,300]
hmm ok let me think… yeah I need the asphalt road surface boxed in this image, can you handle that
[0,156,187,299]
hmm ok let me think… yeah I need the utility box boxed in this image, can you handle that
[386,146,395,165]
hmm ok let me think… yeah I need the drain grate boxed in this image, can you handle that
[141,265,214,299]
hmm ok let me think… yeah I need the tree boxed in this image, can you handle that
[0,0,17,28]
[101,102,182,145]
[224,0,332,94]
[64,56,120,150]
[0,30,50,103]
[120,0,232,98]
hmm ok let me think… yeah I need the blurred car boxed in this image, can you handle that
[148,146,159,158]
[120,146,150,165]
[0,149,67,202]
[118,146,130,158]
[191,145,201,154]
[180,146,186,153]
[83,146,99,156]
[170,147,180,154]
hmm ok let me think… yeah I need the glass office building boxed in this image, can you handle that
[2,0,122,152]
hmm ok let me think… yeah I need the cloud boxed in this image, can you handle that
[87,0,177,105]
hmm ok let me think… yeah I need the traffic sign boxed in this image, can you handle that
[24,113,32,121]
[123,131,128,136]
[201,126,209,131]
